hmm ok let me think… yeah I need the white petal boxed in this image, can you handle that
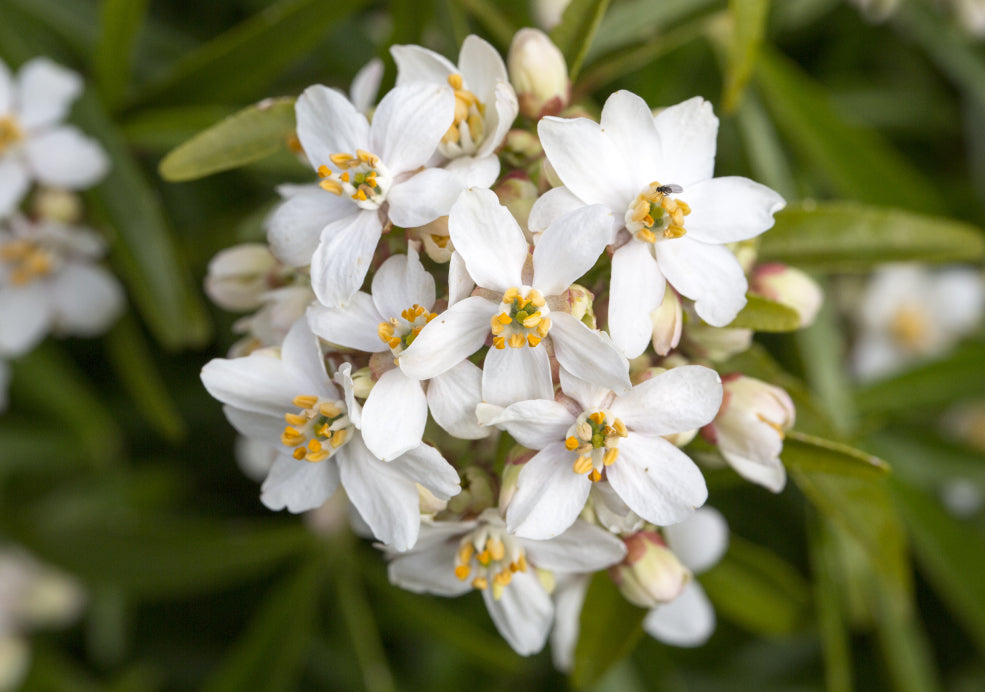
[447,251,474,307]
[663,506,729,573]
[448,188,528,293]
[307,293,385,352]
[474,81,519,158]
[0,282,51,356]
[372,249,435,318]
[558,367,611,411]
[201,353,297,417]
[656,237,747,327]
[350,58,384,114]
[608,241,665,359]
[599,90,662,187]
[387,531,472,597]
[643,581,716,647]
[25,127,109,189]
[444,153,501,188]
[387,167,462,228]
[223,405,288,442]
[532,204,614,296]
[480,399,574,449]
[932,268,985,334]
[397,296,495,380]
[605,433,707,526]
[361,369,427,461]
[280,316,337,399]
[506,442,592,539]
[590,482,645,534]
[651,97,718,187]
[719,445,787,492]
[390,443,461,499]
[459,34,508,98]
[427,360,490,439]
[15,58,82,129]
[550,576,590,672]
[522,520,626,572]
[391,44,457,86]
[0,157,30,218]
[295,85,369,171]
[261,455,340,513]
[483,569,553,656]
[681,177,785,244]
[482,344,554,407]
[371,84,454,173]
[310,209,381,308]
[0,60,12,114]
[48,263,124,336]
[610,365,722,437]
[550,312,631,393]
[265,185,353,267]
[527,186,589,236]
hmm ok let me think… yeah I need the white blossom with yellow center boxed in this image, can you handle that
[385,509,626,656]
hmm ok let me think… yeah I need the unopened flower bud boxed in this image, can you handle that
[732,240,758,275]
[508,28,570,120]
[32,188,83,225]
[502,129,543,169]
[651,289,683,355]
[446,466,496,515]
[410,216,453,263]
[682,322,753,362]
[350,367,375,399]
[418,484,449,515]
[751,263,823,328]
[499,447,536,509]
[563,283,596,327]
[610,531,691,608]
[495,174,540,241]
[205,244,280,312]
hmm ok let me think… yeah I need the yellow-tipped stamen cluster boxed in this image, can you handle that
[454,527,528,600]
[441,73,486,155]
[316,149,391,209]
[0,238,54,286]
[626,182,691,244]
[280,394,354,463]
[889,305,931,353]
[377,304,438,356]
[565,410,629,482]
[0,116,23,154]
[490,287,551,349]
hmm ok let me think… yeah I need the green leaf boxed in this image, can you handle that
[585,0,718,63]
[727,293,801,332]
[123,105,237,153]
[94,0,148,109]
[571,571,647,690]
[782,431,890,479]
[700,535,811,636]
[452,0,516,49]
[204,555,325,692]
[867,427,985,488]
[129,0,370,107]
[759,201,985,272]
[159,98,297,181]
[807,514,853,692]
[722,0,769,113]
[337,546,396,692]
[551,0,611,81]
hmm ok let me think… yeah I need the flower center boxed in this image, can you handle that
[378,304,437,356]
[625,182,690,244]
[564,410,628,482]
[453,525,528,600]
[280,394,354,463]
[439,73,486,158]
[490,287,551,349]
[317,149,392,210]
[0,238,55,286]
[0,116,23,154]
[889,305,932,353]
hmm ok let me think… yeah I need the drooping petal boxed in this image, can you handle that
[222,405,286,442]
[550,312,631,393]
[427,360,489,439]
[295,85,369,170]
[663,506,729,573]
[605,433,707,526]
[599,90,663,188]
[642,581,716,647]
[483,569,554,656]
[48,263,124,336]
[389,443,461,500]
[680,177,785,244]
[475,81,519,158]
[610,365,722,437]
[608,241,666,359]
[24,127,109,189]
[280,317,337,400]
[387,167,462,228]
[459,34,508,99]
[651,96,718,188]
[0,283,51,356]
[387,527,474,597]
[506,442,592,540]
[15,58,82,129]
[478,399,574,449]
[307,292,386,353]
[334,362,362,429]
[361,368,428,461]
[391,44,457,86]
[310,209,381,308]
[201,353,298,417]
[260,454,340,513]
[448,188,527,293]
[718,443,787,493]
[522,520,626,572]
[532,204,614,296]
[527,186,591,236]
[482,343,554,407]
[371,84,454,173]
[656,237,747,328]
[0,157,31,218]
[371,249,435,319]
[265,185,353,267]
[590,482,645,534]
[550,575,590,673]
[397,296,495,380]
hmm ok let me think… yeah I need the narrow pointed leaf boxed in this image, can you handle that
[782,431,890,479]
[571,571,646,690]
[94,0,149,109]
[551,0,611,81]
[722,0,770,113]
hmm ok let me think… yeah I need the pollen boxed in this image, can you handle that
[378,304,437,355]
[441,74,486,156]
[625,181,691,244]
[1,238,56,286]
[492,287,553,349]
[317,149,391,209]
[454,526,528,598]
[567,409,628,477]
[0,116,23,153]
[279,394,353,463]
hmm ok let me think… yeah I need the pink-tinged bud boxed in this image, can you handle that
[682,322,753,362]
[508,29,570,120]
[32,188,83,225]
[499,447,536,509]
[751,263,824,328]
[349,367,375,399]
[446,466,496,516]
[205,243,280,312]
[651,289,683,355]
[610,531,691,608]
[703,374,795,492]
[502,129,543,168]
[495,174,540,241]
[563,283,596,328]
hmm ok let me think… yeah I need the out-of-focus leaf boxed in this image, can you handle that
[86,587,128,668]
[74,91,211,350]
[124,106,238,152]
[701,535,811,636]
[867,427,985,487]
[550,0,611,81]
[854,342,985,414]
[727,293,801,332]
[129,0,370,107]
[204,554,325,692]
[735,91,799,200]
[585,0,718,62]
[872,580,943,692]
[1,0,99,56]
[891,477,985,660]
[807,514,853,692]
[782,431,889,479]
[338,546,395,692]
[453,0,516,49]
[94,0,148,109]
[722,0,769,113]
[159,98,297,181]
[0,427,88,471]
[759,202,985,272]
[571,571,647,690]
[756,49,943,213]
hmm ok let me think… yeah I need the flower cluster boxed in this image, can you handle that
[201,30,800,657]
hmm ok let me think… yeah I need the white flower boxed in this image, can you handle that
[308,249,488,461]
[0,57,109,218]
[200,318,461,551]
[0,215,124,357]
[479,365,722,539]
[391,35,518,160]
[385,508,625,656]
[205,243,283,312]
[531,92,785,356]
[398,188,630,406]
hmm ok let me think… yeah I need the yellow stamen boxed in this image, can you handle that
[319,179,343,195]
[448,73,463,90]
[306,450,329,463]
[330,429,348,448]
[285,413,307,426]
[472,577,488,590]
[293,395,318,409]
[565,436,580,451]
[292,447,306,460]
[589,412,606,426]
[572,455,593,475]
[507,333,525,349]
[589,469,602,482]
[603,448,619,466]
[526,335,541,347]
[454,565,471,580]
[487,537,505,561]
